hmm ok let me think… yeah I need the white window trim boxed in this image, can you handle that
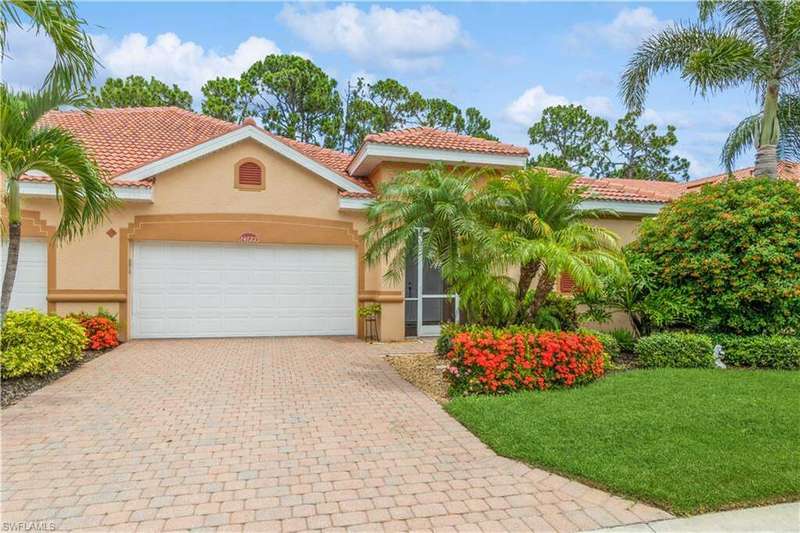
[348,143,528,177]
[20,181,154,202]
[114,125,369,194]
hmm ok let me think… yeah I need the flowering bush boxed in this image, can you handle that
[445,328,606,395]
[75,316,119,350]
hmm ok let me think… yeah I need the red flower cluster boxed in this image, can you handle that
[78,316,120,351]
[446,329,605,395]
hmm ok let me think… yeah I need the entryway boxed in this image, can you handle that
[404,234,459,337]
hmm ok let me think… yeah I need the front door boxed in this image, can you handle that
[404,236,459,337]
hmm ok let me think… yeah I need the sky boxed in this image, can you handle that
[2,1,761,180]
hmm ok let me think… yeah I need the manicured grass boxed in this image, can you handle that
[445,369,800,515]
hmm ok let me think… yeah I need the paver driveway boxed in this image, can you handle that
[2,338,671,532]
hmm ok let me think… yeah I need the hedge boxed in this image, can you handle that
[714,334,800,370]
[636,332,715,369]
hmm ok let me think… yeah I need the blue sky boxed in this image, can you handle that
[4,2,760,179]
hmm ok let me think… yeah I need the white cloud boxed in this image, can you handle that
[504,85,614,126]
[279,4,467,71]
[642,108,693,128]
[568,7,669,51]
[94,32,281,96]
[1,24,57,90]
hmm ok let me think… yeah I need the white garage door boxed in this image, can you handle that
[131,241,357,338]
[0,238,47,312]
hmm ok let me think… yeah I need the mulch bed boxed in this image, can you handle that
[1,349,112,409]
[386,353,451,404]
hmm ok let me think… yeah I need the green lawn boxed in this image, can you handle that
[445,369,800,515]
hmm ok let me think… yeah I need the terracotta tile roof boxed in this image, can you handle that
[363,127,530,156]
[28,107,375,192]
[538,168,685,204]
[685,160,800,189]
[35,107,238,185]
[267,133,373,192]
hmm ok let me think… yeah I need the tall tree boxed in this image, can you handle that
[600,113,690,181]
[200,55,343,148]
[620,0,800,178]
[1,86,118,320]
[528,105,690,180]
[528,105,608,175]
[0,0,97,89]
[89,75,192,109]
[341,77,498,152]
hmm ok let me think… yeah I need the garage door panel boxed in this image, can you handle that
[132,241,356,338]
[1,239,47,312]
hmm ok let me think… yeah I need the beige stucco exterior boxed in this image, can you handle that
[9,138,646,341]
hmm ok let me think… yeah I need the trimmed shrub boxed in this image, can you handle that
[636,332,714,368]
[444,327,605,395]
[0,310,86,378]
[535,293,579,331]
[631,178,800,335]
[714,334,800,370]
[582,329,621,364]
[610,328,636,354]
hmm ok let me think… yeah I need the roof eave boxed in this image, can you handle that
[347,142,528,177]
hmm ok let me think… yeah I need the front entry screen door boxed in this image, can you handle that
[404,238,459,337]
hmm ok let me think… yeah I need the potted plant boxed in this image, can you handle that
[358,303,381,342]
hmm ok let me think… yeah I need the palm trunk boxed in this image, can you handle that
[515,260,540,323]
[529,269,555,320]
[754,80,780,179]
[1,178,23,323]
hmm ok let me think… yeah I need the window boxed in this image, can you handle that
[560,273,576,294]
[235,159,265,190]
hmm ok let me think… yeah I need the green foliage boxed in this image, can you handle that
[610,328,636,353]
[66,306,119,328]
[528,104,608,175]
[88,75,192,109]
[200,55,343,147]
[535,293,578,331]
[632,178,800,335]
[636,332,715,368]
[527,105,689,181]
[0,0,97,90]
[364,166,624,328]
[581,328,621,363]
[620,1,800,176]
[342,77,496,152]
[0,310,86,377]
[0,85,118,240]
[357,303,381,318]
[576,247,699,337]
[713,334,800,370]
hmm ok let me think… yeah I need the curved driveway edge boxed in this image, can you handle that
[2,337,672,531]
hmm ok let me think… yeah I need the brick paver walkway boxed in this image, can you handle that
[2,337,671,532]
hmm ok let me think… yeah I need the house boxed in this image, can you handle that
[4,107,696,341]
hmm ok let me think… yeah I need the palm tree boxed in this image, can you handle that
[479,169,623,321]
[1,85,118,320]
[364,165,624,326]
[0,0,97,89]
[620,0,800,178]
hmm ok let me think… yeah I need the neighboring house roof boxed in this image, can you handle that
[684,160,800,190]
[577,177,684,203]
[363,127,530,156]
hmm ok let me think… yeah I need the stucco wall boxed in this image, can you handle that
[11,145,649,341]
